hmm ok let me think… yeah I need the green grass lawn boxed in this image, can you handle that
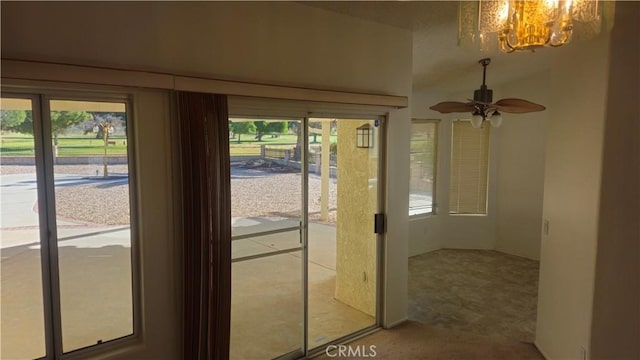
[0,133,128,156]
[230,133,297,144]
[1,132,336,157]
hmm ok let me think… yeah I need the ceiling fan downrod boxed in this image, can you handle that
[474,58,493,104]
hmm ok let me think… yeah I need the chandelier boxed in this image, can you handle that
[458,0,611,53]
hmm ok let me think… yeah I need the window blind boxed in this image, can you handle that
[449,121,490,214]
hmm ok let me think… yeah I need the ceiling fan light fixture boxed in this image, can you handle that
[471,112,484,128]
[490,111,503,128]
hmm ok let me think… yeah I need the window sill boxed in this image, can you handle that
[448,213,488,217]
[62,336,143,360]
[409,213,436,220]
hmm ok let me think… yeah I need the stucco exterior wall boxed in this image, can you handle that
[335,120,379,316]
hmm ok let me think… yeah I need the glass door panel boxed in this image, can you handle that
[229,114,383,357]
[307,118,380,349]
[0,97,47,359]
[230,118,302,238]
[48,99,134,352]
[232,230,302,260]
[231,244,303,360]
[230,118,304,359]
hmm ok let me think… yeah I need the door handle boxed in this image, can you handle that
[374,213,385,235]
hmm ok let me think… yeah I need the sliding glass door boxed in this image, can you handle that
[228,113,384,359]
[306,118,381,349]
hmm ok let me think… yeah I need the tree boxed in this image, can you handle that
[11,111,34,134]
[290,121,303,161]
[254,121,268,141]
[253,121,288,141]
[0,110,27,131]
[229,121,256,143]
[83,112,125,138]
[266,121,288,135]
[50,111,92,145]
[83,112,126,138]
[83,113,124,177]
[0,111,89,141]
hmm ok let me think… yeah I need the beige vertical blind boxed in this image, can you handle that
[449,121,490,214]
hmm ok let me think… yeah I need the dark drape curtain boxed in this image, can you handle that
[178,92,231,360]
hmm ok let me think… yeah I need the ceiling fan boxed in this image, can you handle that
[430,58,546,128]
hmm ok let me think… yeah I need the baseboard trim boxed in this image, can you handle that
[384,317,408,329]
[534,341,550,360]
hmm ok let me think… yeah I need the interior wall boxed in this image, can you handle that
[535,32,611,360]
[590,2,640,358]
[384,106,412,326]
[0,0,414,354]
[493,74,549,260]
[0,1,410,96]
[409,89,498,256]
[120,90,181,360]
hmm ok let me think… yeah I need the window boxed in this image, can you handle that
[1,95,136,359]
[449,121,490,215]
[409,120,438,216]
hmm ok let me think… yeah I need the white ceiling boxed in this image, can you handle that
[303,1,554,94]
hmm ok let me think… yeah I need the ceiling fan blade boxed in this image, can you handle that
[430,101,476,114]
[467,99,491,106]
[493,98,546,113]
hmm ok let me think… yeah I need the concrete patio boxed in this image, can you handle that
[1,172,374,359]
[231,218,375,359]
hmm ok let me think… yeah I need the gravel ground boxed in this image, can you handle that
[55,180,130,226]
[2,161,337,226]
[2,164,131,226]
[231,159,337,223]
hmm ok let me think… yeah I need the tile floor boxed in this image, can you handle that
[409,249,540,342]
